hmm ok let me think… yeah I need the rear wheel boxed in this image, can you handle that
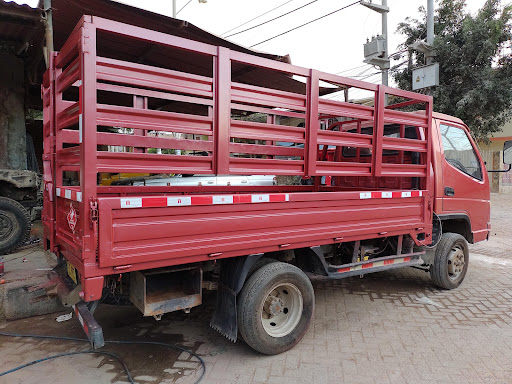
[430,232,469,289]
[237,262,314,355]
[246,257,277,279]
[0,197,31,254]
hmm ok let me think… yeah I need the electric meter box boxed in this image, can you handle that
[412,63,439,90]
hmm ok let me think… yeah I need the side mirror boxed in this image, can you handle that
[504,141,512,165]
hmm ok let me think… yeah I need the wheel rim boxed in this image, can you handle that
[0,210,15,242]
[260,282,303,338]
[447,244,465,280]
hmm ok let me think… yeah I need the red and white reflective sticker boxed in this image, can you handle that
[212,195,234,204]
[56,187,82,202]
[337,256,412,273]
[167,196,192,206]
[120,198,143,208]
[252,194,270,203]
[359,190,422,199]
[119,193,290,209]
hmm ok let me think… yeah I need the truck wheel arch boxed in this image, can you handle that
[437,213,473,244]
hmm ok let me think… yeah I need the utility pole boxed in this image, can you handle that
[410,0,438,92]
[381,0,388,87]
[43,0,54,68]
[361,1,390,102]
[172,0,177,18]
[426,0,434,64]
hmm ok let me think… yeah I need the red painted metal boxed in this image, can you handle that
[41,15,491,303]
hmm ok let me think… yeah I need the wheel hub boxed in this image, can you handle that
[447,245,465,279]
[261,283,303,338]
[0,211,14,240]
[264,295,285,316]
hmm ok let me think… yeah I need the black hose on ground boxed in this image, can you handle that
[0,331,206,383]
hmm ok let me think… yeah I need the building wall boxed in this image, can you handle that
[0,52,27,170]
[477,119,512,192]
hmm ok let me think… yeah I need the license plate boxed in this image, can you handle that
[67,262,78,285]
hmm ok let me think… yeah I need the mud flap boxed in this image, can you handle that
[210,283,237,342]
[209,254,262,342]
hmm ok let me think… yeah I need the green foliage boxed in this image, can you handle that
[393,0,512,139]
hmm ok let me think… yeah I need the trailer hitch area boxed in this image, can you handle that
[42,268,105,349]
[72,301,105,349]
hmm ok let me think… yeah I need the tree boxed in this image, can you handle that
[393,0,512,140]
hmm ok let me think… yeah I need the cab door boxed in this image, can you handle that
[438,121,490,242]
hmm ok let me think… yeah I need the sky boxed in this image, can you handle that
[116,0,493,99]
[117,1,488,78]
[16,0,494,97]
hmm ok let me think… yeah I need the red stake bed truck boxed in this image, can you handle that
[42,16,511,354]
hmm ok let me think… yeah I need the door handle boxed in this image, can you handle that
[444,187,455,196]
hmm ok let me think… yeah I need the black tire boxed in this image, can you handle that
[0,197,31,255]
[237,262,314,355]
[430,232,469,290]
[246,257,278,279]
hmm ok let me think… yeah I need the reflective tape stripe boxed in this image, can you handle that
[55,188,82,203]
[360,190,423,199]
[116,189,421,209]
[119,193,291,208]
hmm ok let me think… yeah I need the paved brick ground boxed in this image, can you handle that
[1,194,511,384]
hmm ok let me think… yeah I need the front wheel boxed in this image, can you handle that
[430,232,469,289]
[237,262,314,355]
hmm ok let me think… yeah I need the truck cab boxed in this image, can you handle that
[431,113,490,243]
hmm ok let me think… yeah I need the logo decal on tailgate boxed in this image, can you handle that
[67,203,77,234]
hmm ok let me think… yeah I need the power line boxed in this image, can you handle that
[332,49,407,77]
[250,0,361,48]
[225,0,318,38]
[221,0,296,36]
[351,66,374,78]
[176,0,193,15]
[351,71,382,78]
[335,64,369,75]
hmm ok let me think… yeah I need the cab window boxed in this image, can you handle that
[440,124,482,180]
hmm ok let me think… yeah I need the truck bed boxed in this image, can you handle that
[42,15,433,298]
